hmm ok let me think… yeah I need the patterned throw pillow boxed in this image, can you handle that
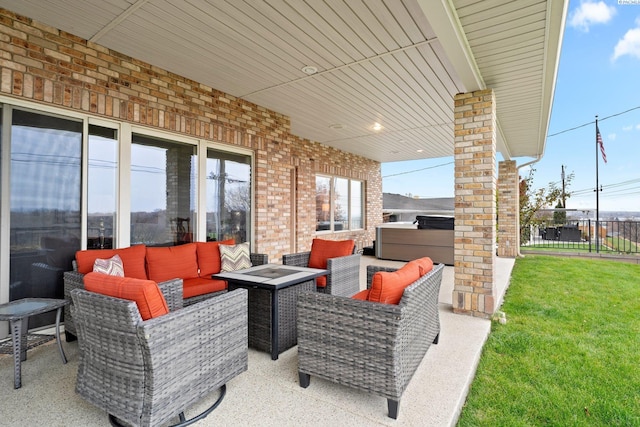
[93,254,125,277]
[219,242,252,272]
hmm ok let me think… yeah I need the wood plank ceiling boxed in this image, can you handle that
[0,0,567,163]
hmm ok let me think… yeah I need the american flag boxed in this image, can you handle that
[596,123,607,163]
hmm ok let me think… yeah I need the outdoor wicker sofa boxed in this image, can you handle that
[70,280,248,427]
[297,262,444,419]
[63,251,267,341]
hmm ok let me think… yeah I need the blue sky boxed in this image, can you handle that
[382,0,640,213]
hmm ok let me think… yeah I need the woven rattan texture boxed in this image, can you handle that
[282,251,361,297]
[297,263,444,416]
[71,287,248,427]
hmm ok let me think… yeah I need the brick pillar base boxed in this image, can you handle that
[498,160,520,257]
[452,89,496,318]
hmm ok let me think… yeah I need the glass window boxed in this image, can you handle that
[87,125,117,249]
[131,134,197,246]
[351,180,363,229]
[315,175,364,232]
[9,109,82,326]
[316,176,331,231]
[206,148,251,243]
[334,178,348,231]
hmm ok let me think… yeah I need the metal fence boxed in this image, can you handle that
[522,219,640,255]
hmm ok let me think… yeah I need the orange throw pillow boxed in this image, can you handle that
[367,262,420,305]
[75,245,147,279]
[146,243,199,283]
[196,239,235,277]
[83,272,169,320]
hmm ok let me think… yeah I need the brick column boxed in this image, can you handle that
[453,89,496,318]
[498,160,520,257]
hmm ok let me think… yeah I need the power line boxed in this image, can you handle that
[569,177,640,196]
[383,161,454,178]
[547,105,640,138]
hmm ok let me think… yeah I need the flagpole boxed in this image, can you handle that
[595,115,600,253]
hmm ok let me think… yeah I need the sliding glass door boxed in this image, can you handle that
[9,109,82,327]
[0,102,255,333]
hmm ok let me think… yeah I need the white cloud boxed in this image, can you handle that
[608,133,616,141]
[569,1,616,32]
[613,24,640,61]
[637,124,640,130]
[623,125,633,131]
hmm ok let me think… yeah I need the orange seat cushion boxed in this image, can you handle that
[351,289,369,300]
[308,238,355,288]
[182,277,227,299]
[367,262,420,305]
[408,257,434,276]
[196,239,235,277]
[146,243,199,283]
[83,272,169,320]
[315,276,327,288]
[308,238,355,269]
[76,245,147,279]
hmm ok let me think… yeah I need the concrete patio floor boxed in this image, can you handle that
[0,256,515,426]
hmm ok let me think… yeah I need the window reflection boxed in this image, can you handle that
[87,125,117,249]
[9,109,81,327]
[206,149,251,243]
[315,175,364,232]
[131,134,197,246]
[316,176,331,231]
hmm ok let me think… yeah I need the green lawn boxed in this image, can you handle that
[605,236,640,253]
[521,244,593,253]
[457,255,640,426]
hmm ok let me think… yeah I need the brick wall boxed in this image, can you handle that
[452,89,496,318]
[498,160,519,257]
[0,8,381,261]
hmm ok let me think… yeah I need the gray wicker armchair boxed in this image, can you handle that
[70,283,248,427]
[297,263,444,419]
[282,251,360,297]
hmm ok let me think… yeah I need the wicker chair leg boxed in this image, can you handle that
[299,372,311,388]
[433,333,439,345]
[388,399,399,419]
[108,384,227,427]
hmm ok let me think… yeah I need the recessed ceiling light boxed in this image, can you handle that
[372,122,383,131]
[417,149,424,153]
[301,65,318,75]
[328,123,345,129]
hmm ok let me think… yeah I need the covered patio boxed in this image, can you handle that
[0,0,567,321]
[0,0,565,424]
[1,256,514,425]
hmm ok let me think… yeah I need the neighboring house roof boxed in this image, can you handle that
[384,193,454,212]
[0,0,567,163]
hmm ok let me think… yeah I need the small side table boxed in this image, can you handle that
[0,298,69,389]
